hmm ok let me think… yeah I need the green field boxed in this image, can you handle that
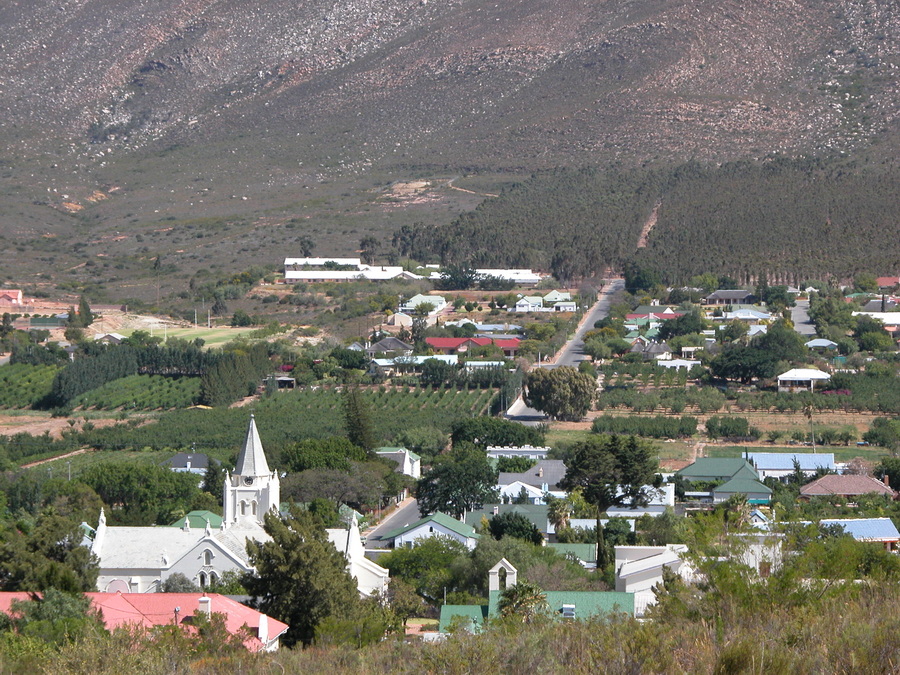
[704,444,889,463]
[71,374,202,411]
[0,364,60,408]
[118,325,265,349]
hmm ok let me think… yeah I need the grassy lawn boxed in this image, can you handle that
[544,428,591,450]
[704,444,890,463]
[118,325,262,349]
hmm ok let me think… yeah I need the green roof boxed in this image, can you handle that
[440,589,634,633]
[487,590,634,620]
[547,543,597,564]
[382,511,480,541]
[677,458,759,482]
[714,478,772,496]
[168,510,223,529]
[375,446,421,461]
[439,604,489,633]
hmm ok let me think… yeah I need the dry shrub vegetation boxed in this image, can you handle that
[14,578,900,675]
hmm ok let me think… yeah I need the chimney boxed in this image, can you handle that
[258,614,269,645]
[884,474,890,488]
[538,467,544,478]
[493,506,499,515]
[198,595,211,616]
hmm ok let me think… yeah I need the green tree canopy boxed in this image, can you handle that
[343,386,376,451]
[243,507,361,647]
[0,510,99,593]
[451,417,544,449]
[416,445,498,519]
[558,435,658,567]
[488,512,543,545]
[281,437,369,473]
[524,366,596,421]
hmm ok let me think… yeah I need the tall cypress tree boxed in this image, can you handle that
[342,386,375,451]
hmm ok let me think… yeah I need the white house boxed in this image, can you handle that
[92,416,387,597]
[614,544,693,618]
[381,512,481,550]
[400,294,448,315]
[486,445,551,461]
[777,368,831,393]
[375,447,422,479]
[553,301,578,312]
[283,257,421,282]
[543,290,572,303]
[514,296,544,312]
[746,452,836,481]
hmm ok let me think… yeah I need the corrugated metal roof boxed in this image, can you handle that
[821,518,900,542]
[747,452,835,471]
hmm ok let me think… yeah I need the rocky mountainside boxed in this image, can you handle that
[0,0,898,297]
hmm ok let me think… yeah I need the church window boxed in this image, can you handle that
[240,501,247,516]
[251,501,258,516]
[199,572,207,588]
[203,550,213,566]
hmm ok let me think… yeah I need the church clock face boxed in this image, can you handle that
[243,476,254,486]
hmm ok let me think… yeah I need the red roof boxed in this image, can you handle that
[876,276,899,288]
[0,592,288,652]
[425,337,520,350]
[800,474,895,498]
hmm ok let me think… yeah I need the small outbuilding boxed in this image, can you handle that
[777,368,830,393]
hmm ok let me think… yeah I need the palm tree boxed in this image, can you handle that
[497,580,547,623]
[548,496,571,533]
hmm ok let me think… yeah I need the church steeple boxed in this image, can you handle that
[235,414,270,478]
[223,415,279,528]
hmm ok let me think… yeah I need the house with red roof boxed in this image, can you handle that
[0,592,288,652]
[799,474,896,501]
[425,337,520,357]
[0,289,23,307]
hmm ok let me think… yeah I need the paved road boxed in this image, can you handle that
[552,278,625,368]
[504,278,624,424]
[364,497,420,547]
[791,299,816,336]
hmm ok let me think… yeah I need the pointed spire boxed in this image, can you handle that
[235,414,270,478]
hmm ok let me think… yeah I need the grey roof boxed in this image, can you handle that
[706,290,754,301]
[747,452,835,472]
[368,337,413,353]
[235,415,270,478]
[821,518,900,542]
[498,459,567,489]
[161,452,211,470]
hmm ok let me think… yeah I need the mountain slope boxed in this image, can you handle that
[0,0,898,298]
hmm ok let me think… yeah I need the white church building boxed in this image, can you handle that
[91,415,388,597]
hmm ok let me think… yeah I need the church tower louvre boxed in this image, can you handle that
[223,415,280,528]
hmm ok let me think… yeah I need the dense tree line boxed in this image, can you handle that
[400,159,900,283]
[590,415,697,439]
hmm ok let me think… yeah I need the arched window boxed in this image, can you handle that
[251,501,258,516]
[198,572,207,588]
[209,571,218,585]
[203,550,212,566]
[240,501,247,516]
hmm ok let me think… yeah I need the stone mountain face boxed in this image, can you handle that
[3,0,898,171]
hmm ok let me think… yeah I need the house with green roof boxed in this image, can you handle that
[676,458,759,483]
[382,512,481,550]
[547,543,598,569]
[713,478,772,505]
[439,559,634,633]
[677,458,767,504]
